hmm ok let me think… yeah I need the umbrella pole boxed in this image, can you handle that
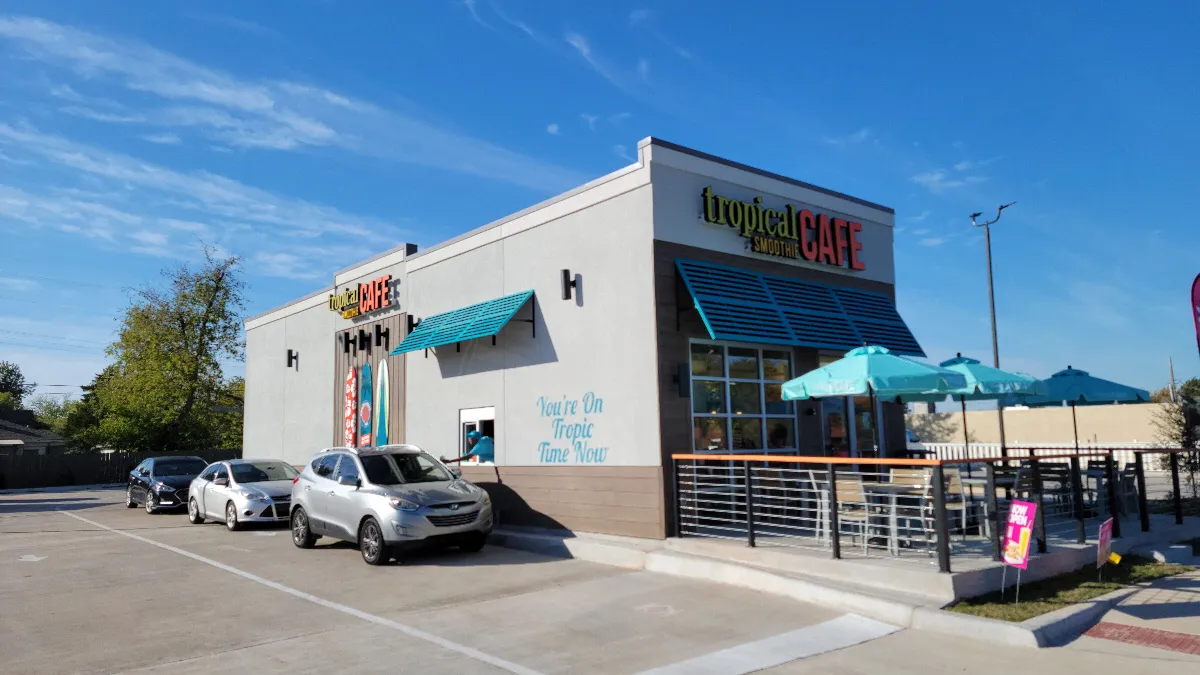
[1071,402,1080,452]
[961,397,970,458]
[873,384,883,456]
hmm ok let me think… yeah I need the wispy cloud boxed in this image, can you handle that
[953,157,1001,172]
[59,106,145,124]
[823,127,872,146]
[0,275,37,291]
[487,0,536,38]
[614,145,634,162]
[626,7,691,58]
[903,210,933,223]
[911,169,986,194]
[580,113,599,131]
[462,0,492,29]
[609,112,632,125]
[0,15,585,192]
[636,58,650,83]
[141,133,181,145]
[911,228,931,236]
[919,237,948,247]
[0,123,407,275]
[546,123,559,135]
[190,13,277,37]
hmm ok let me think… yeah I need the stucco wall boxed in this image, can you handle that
[906,403,1162,445]
[243,295,338,465]
[403,176,659,468]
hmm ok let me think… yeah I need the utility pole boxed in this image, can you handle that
[971,202,1016,454]
[1170,356,1178,402]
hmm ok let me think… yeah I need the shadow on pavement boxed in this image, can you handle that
[307,539,553,567]
[0,499,113,513]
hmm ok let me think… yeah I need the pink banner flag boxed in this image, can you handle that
[1193,274,1200,359]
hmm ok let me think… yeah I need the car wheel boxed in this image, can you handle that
[144,494,156,514]
[359,517,388,566]
[225,502,241,531]
[460,532,487,553]
[125,487,137,508]
[291,508,316,549]
[188,498,205,524]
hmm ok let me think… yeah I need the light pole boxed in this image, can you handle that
[971,202,1016,454]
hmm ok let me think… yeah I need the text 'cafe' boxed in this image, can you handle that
[242,137,925,540]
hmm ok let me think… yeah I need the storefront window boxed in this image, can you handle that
[692,381,725,414]
[823,397,849,457]
[688,342,795,453]
[854,395,879,458]
[690,344,724,377]
[729,382,761,415]
[693,417,727,451]
[727,348,759,379]
[731,418,763,450]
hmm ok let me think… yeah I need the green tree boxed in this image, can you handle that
[0,390,17,412]
[0,360,35,405]
[29,394,79,435]
[73,249,246,453]
[1150,377,1200,403]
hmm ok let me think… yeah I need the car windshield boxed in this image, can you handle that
[231,461,299,483]
[361,452,453,485]
[153,459,207,477]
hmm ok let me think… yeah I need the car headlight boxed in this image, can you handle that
[153,482,175,492]
[388,497,420,512]
[240,492,271,502]
[479,490,491,504]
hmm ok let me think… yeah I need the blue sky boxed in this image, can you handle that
[1,1,1198,400]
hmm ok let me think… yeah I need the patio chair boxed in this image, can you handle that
[834,474,883,555]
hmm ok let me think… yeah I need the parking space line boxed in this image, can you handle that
[60,511,543,675]
[633,614,901,675]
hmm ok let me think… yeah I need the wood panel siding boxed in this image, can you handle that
[651,240,900,536]
[332,313,408,447]
[461,465,665,539]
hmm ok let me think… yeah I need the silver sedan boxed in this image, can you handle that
[187,459,299,531]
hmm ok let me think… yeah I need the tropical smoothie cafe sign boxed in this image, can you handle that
[700,186,867,271]
[328,274,392,319]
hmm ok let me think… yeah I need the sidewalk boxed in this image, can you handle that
[1082,569,1200,656]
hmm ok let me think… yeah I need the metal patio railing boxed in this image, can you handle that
[670,447,1200,573]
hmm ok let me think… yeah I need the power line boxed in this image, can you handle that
[0,329,110,345]
[0,340,106,354]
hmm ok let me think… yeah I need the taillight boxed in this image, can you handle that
[293,476,300,484]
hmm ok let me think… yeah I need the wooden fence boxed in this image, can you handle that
[0,451,241,491]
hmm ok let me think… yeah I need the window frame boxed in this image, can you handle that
[689,339,798,454]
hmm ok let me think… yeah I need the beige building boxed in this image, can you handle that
[906,403,1163,445]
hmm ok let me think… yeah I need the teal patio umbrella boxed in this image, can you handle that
[782,345,967,456]
[1023,366,1151,450]
[902,354,1037,455]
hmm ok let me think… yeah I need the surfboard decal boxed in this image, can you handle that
[376,359,389,446]
[358,362,373,447]
[342,367,357,447]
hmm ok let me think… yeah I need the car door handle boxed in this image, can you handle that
[304,485,311,491]
[327,490,336,496]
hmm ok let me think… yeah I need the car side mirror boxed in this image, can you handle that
[213,477,229,487]
[337,476,358,487]
[450,468,462,478]
[139,469,149,476]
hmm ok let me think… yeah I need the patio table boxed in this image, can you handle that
[861,482,925,555]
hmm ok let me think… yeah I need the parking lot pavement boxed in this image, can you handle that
[1,487,894,675]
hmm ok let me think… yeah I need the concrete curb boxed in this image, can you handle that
[0,483,123,495]
[643,550,918,627]
[486,528,1150,649]
[487,530,650,570]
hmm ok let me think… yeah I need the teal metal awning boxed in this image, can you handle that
[676,259,924,356]
[390,290,534,355]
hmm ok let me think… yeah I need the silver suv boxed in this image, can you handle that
[289,444,493,565]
